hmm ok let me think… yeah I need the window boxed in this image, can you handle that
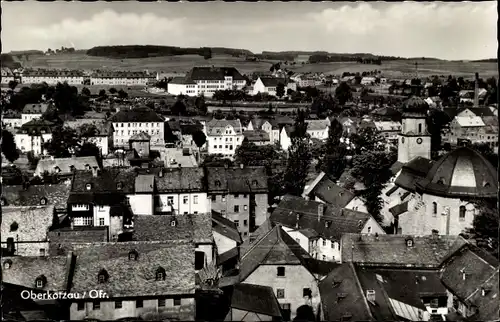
[193,195,198,204]
[234,194,239,198]
[115,301,122,309]
[234,205,240,212]
[277,266,285,277]
[211,195,216,202]
[99,218,105,226]
[303,288,312,297]
[158,298,166,307]
[331,241,335,249]
[418,123,422,133]
[244,205,248,211]
[430,298,439,308]
[195,251,205,270]
[367,227,372,233]
[243,194,247,198]
[36,279,44,288]
[39,249,45,256]
[156,267,166,280]
[459,206,466,221]
[136,300,143,308]
[183,196,189,204]
[222,195,226,202]
[173,297,181,306]
[323,240,327,246]
[77,302,84,311]
[167,196,174,206]
[234,220,239,227]
[243,220,248,226]
[322,255,326,260]
[276,289,285,299]
[93,302,100,310]
[432,202,437,216]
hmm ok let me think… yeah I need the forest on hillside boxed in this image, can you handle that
[86,45,251,59]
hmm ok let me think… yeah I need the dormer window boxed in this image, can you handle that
[437,177,446,185]
[116,182,123,190]
[40,198,47,205]
[128,250,138,261]
[252,180,258,186]
[86,183,92,190]
[54,166,61,173]
[483,181,491,188]
[215,180,221,187]
[406,238,414,247]
[35,275,47,288]
[0,198,5,206]
[98,269,109,283]
[85,164,91,170]
[3,259,13,269]
[156,267,166,281]
[170,219,177,227]
[10,221,18,232]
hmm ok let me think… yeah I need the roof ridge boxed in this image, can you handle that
[240,225,277,261]
[463,267,500,302]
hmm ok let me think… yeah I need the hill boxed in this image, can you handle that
[86,45,253,59]
[9,50,44,56]
[0,54,22,69]
[471,58,497,63]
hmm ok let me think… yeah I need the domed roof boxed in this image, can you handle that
[402,96,429,116]
[416,147,497,198]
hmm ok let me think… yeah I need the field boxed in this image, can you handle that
[14,53,498,79]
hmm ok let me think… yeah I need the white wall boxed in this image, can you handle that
[156,193,210,215]
[129,194,154,216]
[213,231,238,255]
[112,122,164,147]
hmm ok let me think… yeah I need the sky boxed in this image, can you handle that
[2,1,497,60]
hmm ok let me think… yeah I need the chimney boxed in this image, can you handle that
[366,290,376,303]
[473,72,479,107]
[318,203,324,221]
[481,288,488,296]
[240,163,244,169]
[431,229,439,240]
[64,251,77,293]
[461,269,467,281]
[92,166,99,177]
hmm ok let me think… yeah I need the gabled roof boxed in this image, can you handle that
[133,213,213,244]
[48,227,109,255]
[156,167,205,193]
[440,246,499,302]
[394,157,434,192]
[22,103,49,114]
[212,210,242,243]
[130,131,151,141]
[319,263,374,321]
[71,168,135,193]
[109,107,163,123]
[2,182,71,209]
[308,173,357,207]
[36,156,99,176]
[305,119,330,131]
[206,166,268,193]
[187,67,245,81]
[240,219,275,256]
[206,119,242,135]
[465,269,499,321]
[238,225,313,282]
[271,195,372,241]
[2,256,72,291]
[455,116,485,127]
[135,174,155,193]
[243,130,270,142]
[71,241,196,298]
[389,201,409,216]
[1,206,55,243]
[258,77,286,87]
[341,233,468,268]
[228,283,282,317]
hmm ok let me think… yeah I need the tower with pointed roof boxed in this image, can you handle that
[397,96,431,163]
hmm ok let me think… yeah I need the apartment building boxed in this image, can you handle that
[110,107,165,147]
[205,118,244,157]
[21,69,85,85]
[21,103,50,125]
[252,77,297,96]
[167,67,247,98]
[1,67,15,84]
[206,165,268,239]
[90,70,154,86]
[15,119,54,155]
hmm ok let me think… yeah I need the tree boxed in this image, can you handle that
[43,126,80,158]
[325,118,344,150]
[276,83,285,98]
[351,150,396,222]
[465,200,499,260]
[1,130,19,163]
[351,127,384,154]
[235,141,285,169]
[109,87,118,94]
[8,80,18,91]
[195,95,208,114]
[203,47,212,60]
[427,109,450,154]
[118,89,128,99]
[98,89,107,98]
[294,305,315,322]
[335,82,353,105]
[171,100,187,115]
[283,111,312,196]
[471,142,498,169]
[192,130,207,163]
[81,87,91,97]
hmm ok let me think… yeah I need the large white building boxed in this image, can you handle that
[204,119,244,157]
[167,67,247,98]
[1,67,15,84]
[15,119,54,155]
[21,103,50,125]
[110,107,165,148]
[21,69,85,85]
[252,77,297,96]
[280,119,330,151]
[90,71,154,86]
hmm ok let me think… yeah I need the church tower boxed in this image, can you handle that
[397,96,431,163]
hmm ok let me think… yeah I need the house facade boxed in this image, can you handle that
[21,103,50,125]
[15,119,54,155]
[252,77,296,96]
[21,69,85,85]
[90,71,154,86]
[205,119,244,157]
[110,107,165,147]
